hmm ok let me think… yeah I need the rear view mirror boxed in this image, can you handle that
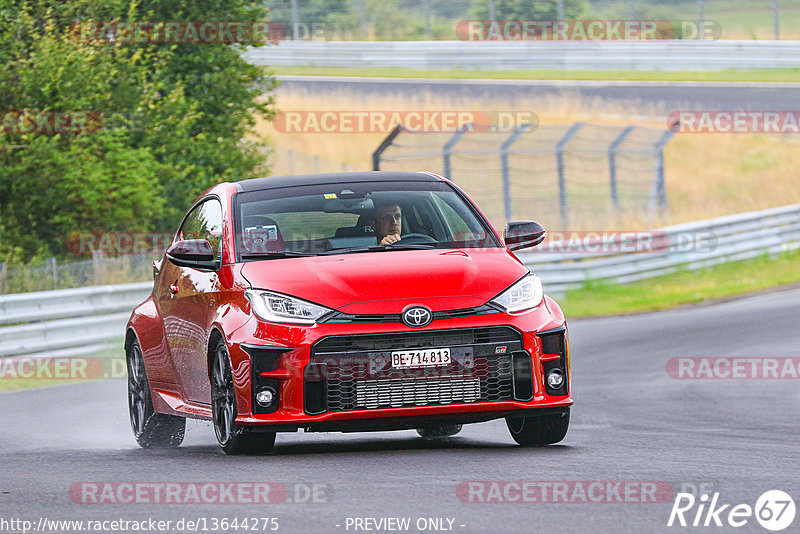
[504,221,546,251]
[166,239,220,271]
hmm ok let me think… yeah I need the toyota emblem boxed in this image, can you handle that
[402,306,433,328]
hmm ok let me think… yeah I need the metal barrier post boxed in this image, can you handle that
[442,124,471,180]
[92,250,105,286]
[653,130,675,217]
[49,257,58,289]
[608,125,635,214]
[500,123,532,220]
[556,122,584,229]
[372,125,404,171]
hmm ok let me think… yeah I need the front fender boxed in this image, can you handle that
[127,297,174,385]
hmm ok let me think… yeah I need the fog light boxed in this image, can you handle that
[255,388,275,407]
[547,369,565,389]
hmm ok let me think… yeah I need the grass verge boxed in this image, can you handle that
[0,377,86,392]
[272,66,800,83]
[0,344,125,393]
[560,248,800,318]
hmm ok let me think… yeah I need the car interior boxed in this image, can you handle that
[237,190,493,257]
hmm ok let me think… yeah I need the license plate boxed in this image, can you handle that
[391,348,451,369]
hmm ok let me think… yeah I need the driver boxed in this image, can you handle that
[372,204,402,245]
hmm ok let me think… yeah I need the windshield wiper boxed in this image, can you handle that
[321,244,436,255]
[241,251,318,259]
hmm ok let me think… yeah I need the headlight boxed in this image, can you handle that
[490,274,544,313]
[245,289,332,324]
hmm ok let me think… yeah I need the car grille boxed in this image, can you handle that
[305,326,522,414]
[355,378,482,409]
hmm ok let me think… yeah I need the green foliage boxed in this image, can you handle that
[470,0,589,20]
[1,131,164,259]
[0,0,276,262]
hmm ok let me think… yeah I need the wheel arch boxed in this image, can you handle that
[207,326,225,380]
[125,327,139,353]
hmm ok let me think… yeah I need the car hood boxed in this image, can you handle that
[239,248,528,314]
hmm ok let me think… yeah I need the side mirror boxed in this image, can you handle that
[504,221,546,251]
[166,239,220,271]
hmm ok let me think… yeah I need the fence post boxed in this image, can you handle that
[555,122,584,229]
[48,257,58,289]
[772,0,780,40]
[0,262,5,294]
[442,124,471,180]
[697,0,705,40]
[652,129,675,218]
[608,125,635,215]
[500,123,532,221]
[372,125,404,170]
[92,250,106,286]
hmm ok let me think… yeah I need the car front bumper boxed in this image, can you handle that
[226,295,572,431]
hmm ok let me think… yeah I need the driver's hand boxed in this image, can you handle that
[380,234,401,245]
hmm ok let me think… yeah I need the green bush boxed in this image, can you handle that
[0,0,276,262]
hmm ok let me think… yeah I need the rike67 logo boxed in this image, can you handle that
[668,490,795,531]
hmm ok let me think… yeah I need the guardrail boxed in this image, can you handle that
[1,204,798,359]
[519,203,800,294]
[0,282,151,358]
[244,40,800,71]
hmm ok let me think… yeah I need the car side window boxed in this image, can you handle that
[432,195,472,240]
[179,199,224,261]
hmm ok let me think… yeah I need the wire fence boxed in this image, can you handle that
[0,253,155,295]
[374,122,674,231]
[2,123,671,294]
[261,0,798,41]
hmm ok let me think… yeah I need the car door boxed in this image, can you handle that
[158,198,224,404]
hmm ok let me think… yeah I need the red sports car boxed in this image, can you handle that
[126,171,572,454]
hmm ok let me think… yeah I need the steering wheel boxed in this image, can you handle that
[394,233,438,245]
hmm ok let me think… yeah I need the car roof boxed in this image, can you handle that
[233,171,442,193]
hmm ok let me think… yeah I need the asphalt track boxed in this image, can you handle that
[1,287,798,533]
[275,75,800,112]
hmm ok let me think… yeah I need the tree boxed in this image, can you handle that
[0,0,277,261]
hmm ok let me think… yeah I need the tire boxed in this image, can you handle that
[506,409,570,446]
[416,424,462,439]
[127,340,185,448]
[211,339,276,455]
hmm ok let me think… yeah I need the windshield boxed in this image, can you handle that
[234,180,500,259]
